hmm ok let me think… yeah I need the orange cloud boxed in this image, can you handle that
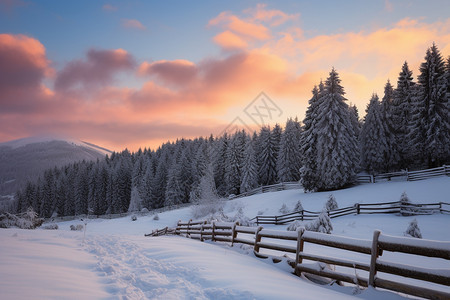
[213,30,248,50]
[245,3,299,26]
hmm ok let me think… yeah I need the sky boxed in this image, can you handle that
[0,0,449,151]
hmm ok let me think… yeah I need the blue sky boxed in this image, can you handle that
[0,0,449,150]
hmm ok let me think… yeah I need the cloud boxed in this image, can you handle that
[384,0,393,12]
[213,30,248,50]
[0,0,27,13]
[122,19,146,30]
[54,48,135,91]
[245,3,299,26]
[102,4,117,12]
[138,59,198,87]
[0,34,53,113]
[209,12,271,42]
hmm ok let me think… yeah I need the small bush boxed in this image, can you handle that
[399,192,417,215]
[0,207,43,229]
[305,210,333,234]
[153,214,160,221]
[279,203,290,214]
[43,224,59,230]
[140,207,149,214]
[324,194,338,211]
[70,224,84,231]
[131,215,137,221]
[231,207,253,227]
[294,200,303,212]
[404,219,422,238]
[286,220,304,231]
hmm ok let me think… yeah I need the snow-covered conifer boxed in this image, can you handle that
[360,94,389,173]
[240,137,259,193]
[315,68,359,190]
[324,194,338,211]
[404,219,422,238]
[277,118,302,182]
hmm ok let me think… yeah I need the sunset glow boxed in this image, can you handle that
[0,0,449,151]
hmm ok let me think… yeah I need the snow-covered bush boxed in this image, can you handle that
[131,215,137,221]
[191,165,224,219]
[231,207,253,227]
[257,210,264,216]
[153,214,160,221]
[140,207,149,214]
[399,192,417,215]
[279,203,290,214]
[70,224,84,231]
[404,219,422,238]
[0,207,43,229]
[305,210,333,234]
[286,220,304,231]
[294,200,303,212]
[43,224,59,230]
[324,194,338,211]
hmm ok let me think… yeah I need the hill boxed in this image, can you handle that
[0,136,112,209]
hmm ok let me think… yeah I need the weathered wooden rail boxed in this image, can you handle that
[151,220,450,300]
[357,165,450,183]
[252,201,450,225]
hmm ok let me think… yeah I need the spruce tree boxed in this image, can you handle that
[277,118,302,182]
[360,94,388,173]
[240,137,259,193]
[409,43,448,167]
[300,85,322,191]
[392,61,415,169]
[380,80,400,171]
[315,68,359,190]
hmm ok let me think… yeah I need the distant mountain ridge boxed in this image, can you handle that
[0,136,112,202]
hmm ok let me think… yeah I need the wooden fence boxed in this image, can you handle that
[151,220,450,300]
[252,201,450,225]
[230,182,301,200]
[357,165,450,183]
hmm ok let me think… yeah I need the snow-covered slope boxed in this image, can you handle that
[0,177,448,299]
[0,135,112,198]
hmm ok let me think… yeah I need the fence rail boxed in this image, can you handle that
[252,201,450,225]
[230,182,301,200]
[149,220,450,300]
[357,165,449,183]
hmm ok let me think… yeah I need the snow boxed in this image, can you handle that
[0,135,112,155]
[0,176,449,299]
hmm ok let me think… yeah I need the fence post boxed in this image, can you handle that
[295,228,305,266]
[187,219,192,236]
[211,221,216,242]
[301,210,304,221]
[369,230,381,287]
[200,223,204,242]
[231,221,238,246]
[356,203,360,215]
[254,226,263,253]
[371,175,374,183]
[164,227,168,235]
[256,216,259,226]
[275,215,278,225]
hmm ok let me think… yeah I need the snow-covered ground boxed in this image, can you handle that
[1,177,449,299]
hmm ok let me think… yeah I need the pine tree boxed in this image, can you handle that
[240,137,259,193]
[277,118,302,182]
[409,44,448,167]
[392,62,415,169]
[164,160,184,207]
[315,68,359,190]
[380,80,400,171]
[360,94,389,173]
[225,131,245,195]
[300,85,322,191]
[258,126,278,186]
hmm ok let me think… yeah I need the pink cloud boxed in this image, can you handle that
[102,4,117,12]
[245,3,299,26]
[138,59,198,87]
[54,48,135,91]
[122,19,146,30]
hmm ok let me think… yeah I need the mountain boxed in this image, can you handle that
[0,136,112,203]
